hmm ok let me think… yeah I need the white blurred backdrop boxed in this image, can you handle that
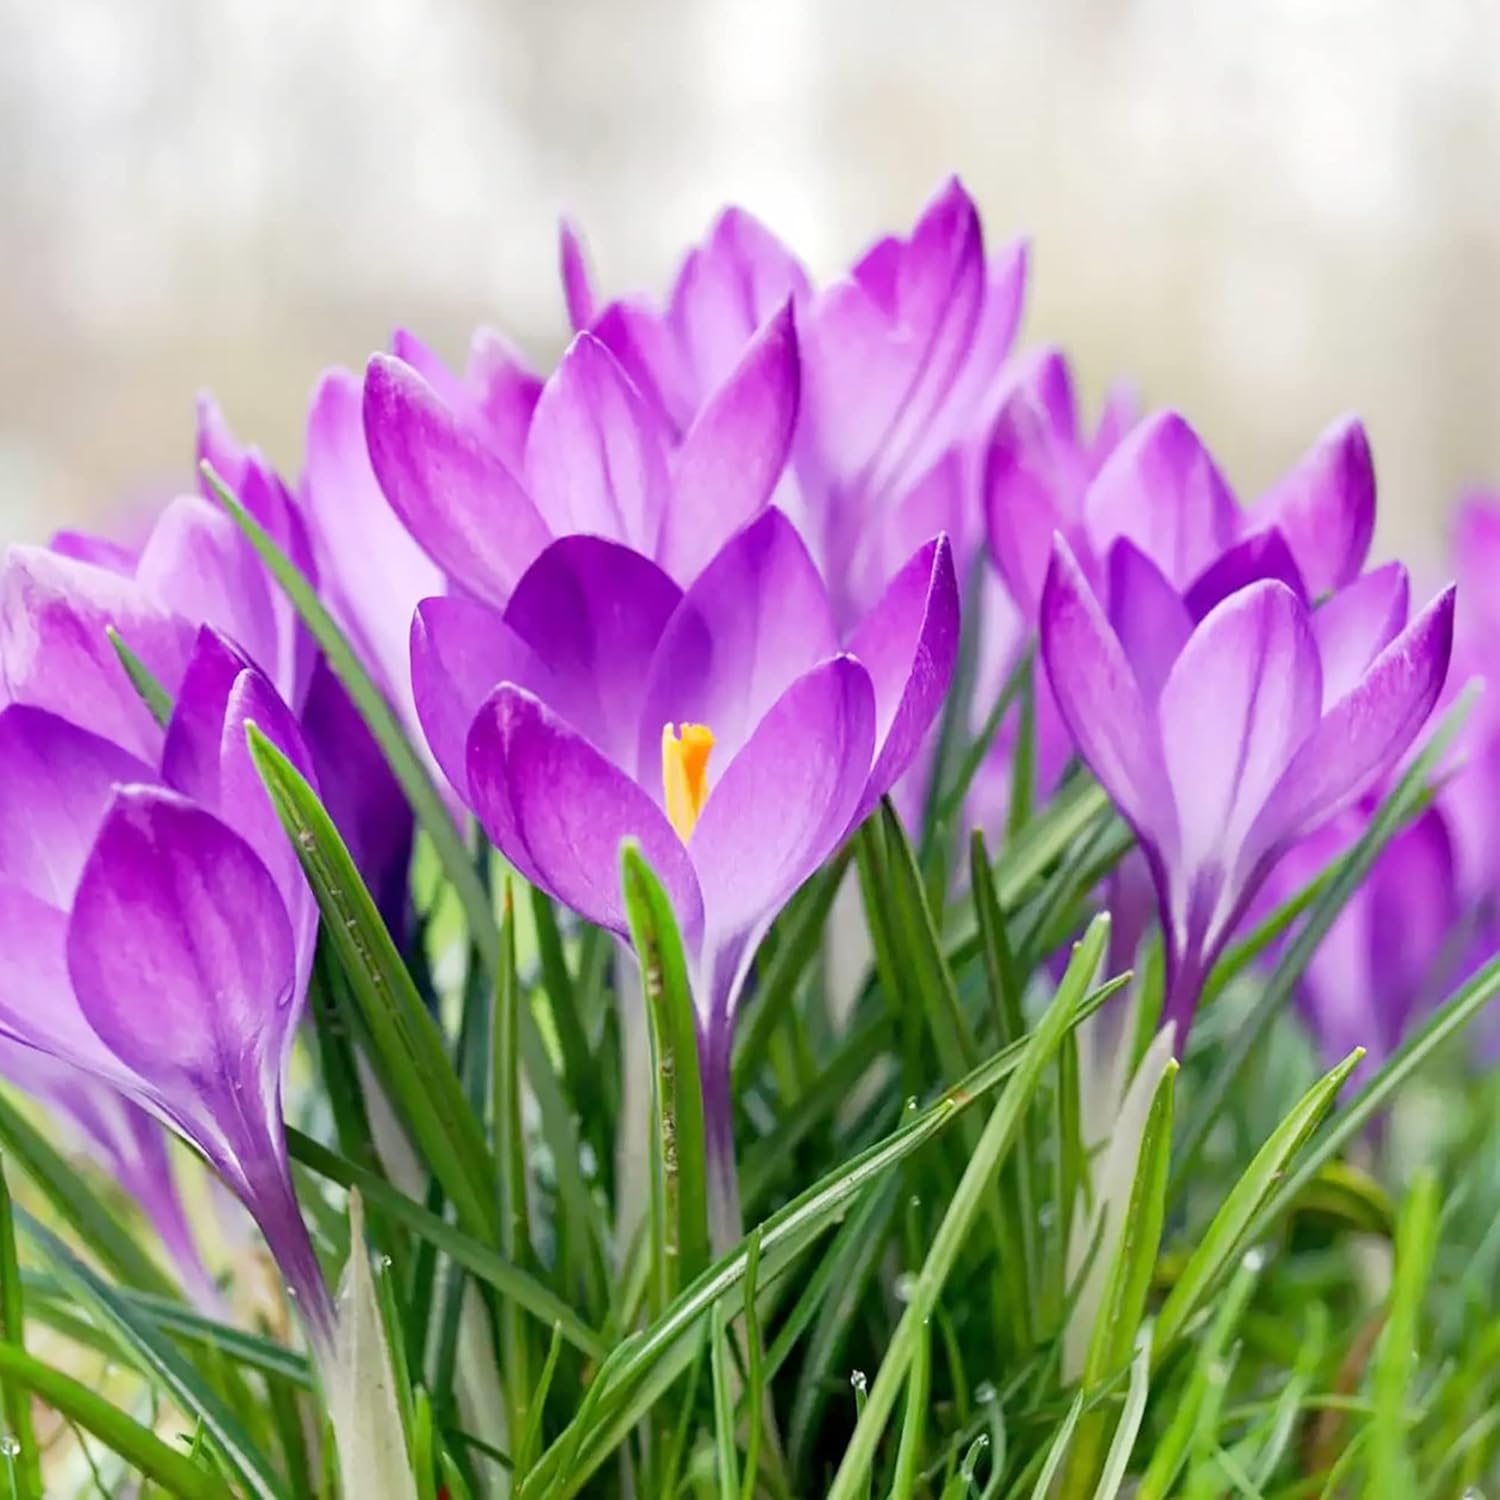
[3,0,1498,569]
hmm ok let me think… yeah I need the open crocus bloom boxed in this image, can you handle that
[363,297,801,602]
[1041,537,1455,1047]
[0,628,332,1351]
[412,508,958,1221]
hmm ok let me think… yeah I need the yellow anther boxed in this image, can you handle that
[662,723,715,841]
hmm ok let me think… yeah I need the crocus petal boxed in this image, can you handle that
[1089,382,1139,473]
[135,495,284,688]
[661,302,801,582]
[363,353,549,606]
[66,788,298,1138]
[639,509,837,777]
[0,706,156,906]
[462,328,543,472]
[590,298,695,435]
[1453,493,1500,640]
[985,363,1088,621]
[1252,416,1374,597]
[0,546,195,761]
[1105,540,1192,705]
[1313,562,1410,708]
[465,685,703,944]
[846,534,961,819]
[49,531,139,574]
[1158,581,1323,939]
[0,879,126,1082]
[410,595,544,796]
[1039,539,1174,842]
[303,368,444,710]
[1084,411,1241,588]
[504,537,682,771]
[691,654,875,948]
[559,217,597,330]
[1252,586,1456,856]
[523,333,671,555]
[849,451,963,624]
[946,238,1028,424]
[1181,528,1308,622]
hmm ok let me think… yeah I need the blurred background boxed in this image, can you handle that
[3,0,1498,570]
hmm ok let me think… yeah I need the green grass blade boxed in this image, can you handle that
[0,1340,223,1499]
[888,1318,932,1500]
[1090,1325,1152,1500]
[0,1156,41,1499]
[1027,1391,1085,1500]
[513,1321,562,1485]
[22,1212,288,1498]
[247,723,496,1242]
[1154,1048,1361,1361]
[106,626,173,728]
[710,1299,743,1500]
[825,915,1114,1500]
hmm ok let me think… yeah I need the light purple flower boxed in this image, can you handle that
[411,508,958,1221]
[0,628,332,1349]
[1040,536,1455,1046]
[362,301,801,601]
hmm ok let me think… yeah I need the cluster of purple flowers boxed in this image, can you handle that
[0,177,1476,1342]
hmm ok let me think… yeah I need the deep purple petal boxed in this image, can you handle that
[1252,585,1456,856]
[662,302,801,583]
[410,595,543,797]
[302,367,444,713]
[504,537,682,771]
[1313,562,1410,709]
[0,706,156,906]
[1252,416,1375,596]
[465,685,703,944]
[1084,410,1241,588]
[1039,538,1174,843]
[846,534,960,820]
[1158,580,1323,941]
[66,788,299,1122]
[363,353,549,606]
[692,654,875,946]
[639,509,837,778]
[0,546,195,761]
[1105,539,1192,705]
[1181,528,1308,622]
[523,333,671,554]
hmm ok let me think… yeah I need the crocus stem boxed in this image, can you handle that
[1160,948,1207,1055]
[701,1024,742,1257]
[239,1155,337,1360]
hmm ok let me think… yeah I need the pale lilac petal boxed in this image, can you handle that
[1089,381,1140,473]
[1105,540,1192,705]
[692,655,875,943]
[1452,493,1500,640]
[465,685,703,943]
[849,451,963,623]
[504,537,681,771]
[66,788,298,1133]
[947,237,1028,423]
[639,510,837,778]
[1084,411,1240,588]
[1158,581,1323,936]
[411,595,544,797]
[50,531,139,574]
[135,496,284,689]
[589,298,695,435]
[1313,562,1410,709]
[559,217,597,330]
[661,302,801,582]
[363,353,549,606]
[0,706,155,906]
[0,546,195,761]
[523,333,671,555]
[1039,539,1174,842]
[846,534,960,818]
[1253,586,1456,854]
[303,368,444,710]
[1181,528,1308,622]
[0,879,126,1082]
[1252,416,1374,596]
[389,329,471,415]
[462,329,544,471]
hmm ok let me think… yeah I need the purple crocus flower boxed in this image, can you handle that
[1268,804,1460,1081]
[411,508,958,1233]
[0,628,333,1350]
[1040,536,1455,1047]
[362,299,801,601]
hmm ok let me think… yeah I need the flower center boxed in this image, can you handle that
[662,722,715,841]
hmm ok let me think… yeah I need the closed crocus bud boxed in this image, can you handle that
[1040,535,1455,1049]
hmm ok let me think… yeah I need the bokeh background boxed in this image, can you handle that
[4,0,1499,570]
